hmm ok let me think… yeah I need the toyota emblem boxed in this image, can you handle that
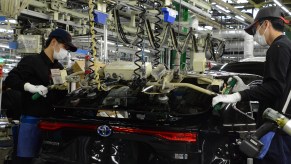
[97,125,112,137]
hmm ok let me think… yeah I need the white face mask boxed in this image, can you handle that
[53,44,68,60]
[254,22,268,46]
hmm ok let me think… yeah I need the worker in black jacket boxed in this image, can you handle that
[212,7,291,164]
[5,28,77,164]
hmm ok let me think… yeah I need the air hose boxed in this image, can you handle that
[131,0,147,89]
[213,78,237,111]
[153,0,162,67]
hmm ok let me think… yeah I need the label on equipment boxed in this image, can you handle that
[51,69,63,85]
[174,153,188,160]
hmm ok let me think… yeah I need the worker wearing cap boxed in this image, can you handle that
[5,28,77,164]
[212,6,291,164]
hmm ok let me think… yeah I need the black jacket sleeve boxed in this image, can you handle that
[5,56,34,91]
[239,43,291,103]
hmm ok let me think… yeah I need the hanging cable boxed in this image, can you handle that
[131,0,147,89]
[153,0,162,67]
[170,25,179,52]
[145,19,155,49]
[88,0,98,86]
[114,9,130,44]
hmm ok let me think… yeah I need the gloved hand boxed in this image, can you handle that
[212,92,242,107]
[228,76,250,92]
[24,83,48,97]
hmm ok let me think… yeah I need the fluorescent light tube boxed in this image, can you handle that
[273,0,282,7]
[216,5,230,13]
[281,6,289,13]
[235,16,245,21]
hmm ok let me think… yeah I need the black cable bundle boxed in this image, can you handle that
[114,9,130,44]
[204,34,225,61]
[153,0,162,67]
[131,0,147,89]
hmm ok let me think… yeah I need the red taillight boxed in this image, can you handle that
[112,127,197,143]
[39,121,197,143]
[39,121,97,131]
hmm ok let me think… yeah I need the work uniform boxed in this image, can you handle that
[239,35,291,164]
[5,51,66,158]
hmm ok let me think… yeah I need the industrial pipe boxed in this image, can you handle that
[215,30,254,59]
[147,82,217,96]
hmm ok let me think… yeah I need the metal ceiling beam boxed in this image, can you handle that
[212,0,254,23]
[211,5,249,26]
[68,0,88,4]
[195,14,224,29]
[29,0,48,8]
[247,0,280,8]
[173,0,211,18]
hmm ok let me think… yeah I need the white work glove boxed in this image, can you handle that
[212,92,242,107]
[228,76,250,92]
[24,83,48,97]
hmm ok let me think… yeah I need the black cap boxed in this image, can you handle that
[244,6,289,35]
[48,28,77,52]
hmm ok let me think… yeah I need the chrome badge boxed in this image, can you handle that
[97,125,112,137]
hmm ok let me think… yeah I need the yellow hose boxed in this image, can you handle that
[147,82,217,96]
[89,0,103,91]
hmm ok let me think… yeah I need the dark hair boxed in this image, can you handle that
[45,37,52,48]
[260,17,285,32]
[270,18,285,32]
[45,37,66,48]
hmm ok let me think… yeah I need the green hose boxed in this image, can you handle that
[213,78,237,111]
[32,93,41,100]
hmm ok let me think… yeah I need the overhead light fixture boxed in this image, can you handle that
[0,44,9,49]
[216,5,230,13]
[204,26,213,30]
[273,0,291,15]
[237,0,248,3]
[234,6,244,8]
[235,16,245,21]
[137,48,150,53]
[144,49,150,53]
[4,19,17,24]
[273,0,282,7]
[98,40,115,45]
[224,0,233,2]
[0,28,13,33]
[197,27,206,31]
[281,6,289,13]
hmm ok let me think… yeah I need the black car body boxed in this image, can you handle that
[36,70,262,164]
[209,58,265,77]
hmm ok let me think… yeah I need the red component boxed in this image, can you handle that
[39,121,97,131]
[0,65,3,77]
[85,70,92,75]
[207,61,212,69]
[39,121,197,143]
[85,55,91,60]
[281,16,290,24]
[112,126,197,143]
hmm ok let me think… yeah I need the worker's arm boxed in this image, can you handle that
[239,43,290,103]
[5,56,34,91]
